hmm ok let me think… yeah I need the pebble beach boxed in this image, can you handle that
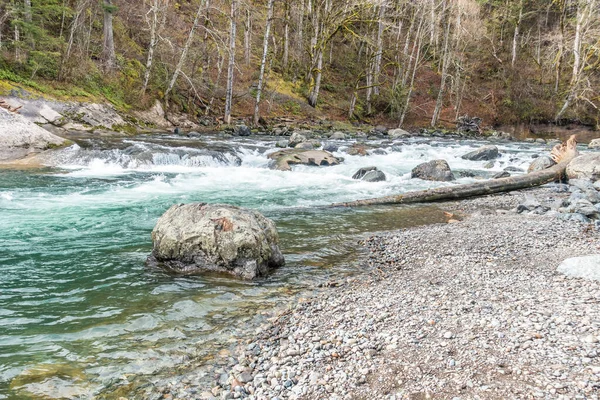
[152,187,600,400]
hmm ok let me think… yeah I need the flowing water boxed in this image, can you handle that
[0,133,547,399]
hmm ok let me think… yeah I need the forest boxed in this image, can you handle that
[0,0,599,129]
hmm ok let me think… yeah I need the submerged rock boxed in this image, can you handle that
[493,171,511,179]
[411,159,455,182]
[461,145,499,161]
[148,203,284,280]
[268,149,341,171]
[322,143,339,153]
[352,166,386,182]
[566,153,600,182]
[344,144,369,156]
[528,155,556,173]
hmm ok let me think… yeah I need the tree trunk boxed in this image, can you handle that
[556,0,584,121]
[24,0,32,23]
[373,2,385,96]
[332,136,579,207]
[102,0,116,71]
[308,47,323,107]
[165,2,204,101]
[14,24,20,62]
[224,0,238,125]
[143,0,168,94]
[244,8,251,65]
[511,0,523,68]
[399,9,425,127]
[431,1,451,127]
[253,0,275,126]
[282,0,290,71]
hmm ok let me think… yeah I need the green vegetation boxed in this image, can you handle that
[0,0,598,128]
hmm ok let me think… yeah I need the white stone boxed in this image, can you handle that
[566,154,600,182]
[588,138,600,149]
[556,255,600,282]
[38,104,63,124]
[0,108,66,161]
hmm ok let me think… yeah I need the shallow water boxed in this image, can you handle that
[0,134,547,398]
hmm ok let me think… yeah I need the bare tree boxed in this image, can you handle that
[164,1,206,102]
[142,0,169,93]
[556,0,599,121]
[431,0,451,127]
[224,0,238,124]
[102,0,117,71]
[253,0,275,126]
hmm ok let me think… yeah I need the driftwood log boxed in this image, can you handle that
[332,135,579,208]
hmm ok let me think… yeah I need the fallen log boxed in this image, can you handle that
[332,135,579,207]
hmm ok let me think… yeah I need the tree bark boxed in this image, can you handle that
[24,0,32,23]
[224,0,237,125]
[253,0,275,126]
[244,8,251,65]
[142,0,168,94]
[431,1,451,127]
[282,0,290,71]
[332,136,579,207]
[373,2,385,96]
[511,0,523,68]
[102,0,116,71]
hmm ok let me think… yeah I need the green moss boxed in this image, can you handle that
[112,124,138,135]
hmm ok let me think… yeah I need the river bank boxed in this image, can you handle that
[137,187,600,400]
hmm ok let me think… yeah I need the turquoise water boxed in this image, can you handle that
[0,135,541,398]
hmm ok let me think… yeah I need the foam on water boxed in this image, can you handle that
[0,135,549,398]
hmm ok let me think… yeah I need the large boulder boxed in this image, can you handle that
[557,255,600,282]
[528,155,556,173]
[387,128,411,139]
[148,203,284,280]
[0,108,66,162]
[461,145,499,161]
[566,153,600,182]
[411,160,455,182]
[352,166,386,182]
[268,149,341,171]
[330,131,346,140]
[234,124,252,136]
[288,132,308,147]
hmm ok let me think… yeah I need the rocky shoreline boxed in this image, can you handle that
[132,187,599,400]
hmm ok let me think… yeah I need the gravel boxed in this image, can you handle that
[140,187,600,400]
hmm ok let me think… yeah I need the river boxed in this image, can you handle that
[0,133,548,398]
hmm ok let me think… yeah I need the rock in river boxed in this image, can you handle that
[352,166,386,182]
[528,155,556,173]
[148,203,284,280]
[0,108,66,162]
[461,145,499,161]
[268,149,341,171]
[411,159,455,182]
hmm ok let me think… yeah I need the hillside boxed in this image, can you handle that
[1,0,598,131]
